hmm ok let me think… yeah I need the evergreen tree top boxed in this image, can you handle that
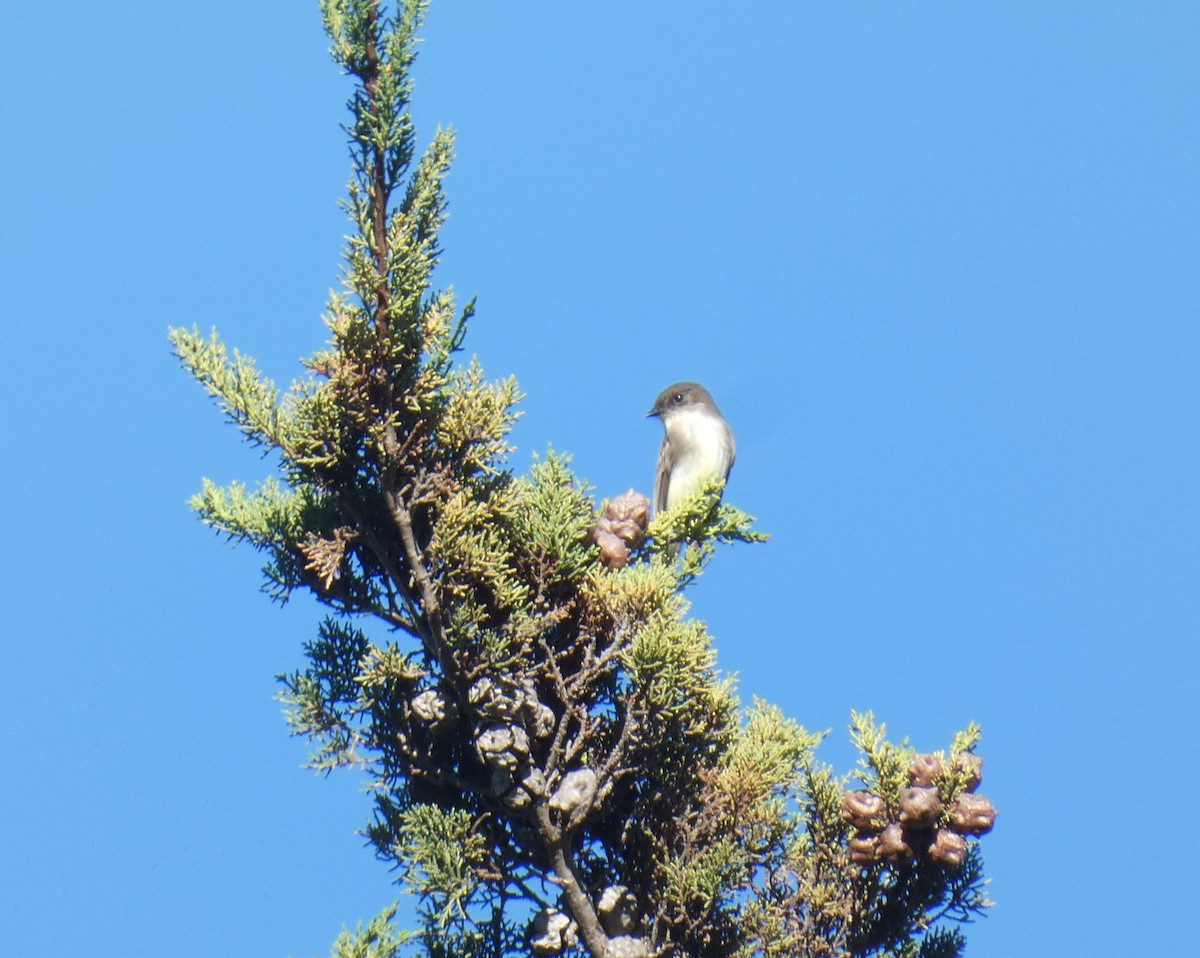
[171,3,994,955]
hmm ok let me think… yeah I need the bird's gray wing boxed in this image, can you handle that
[654,435,674,517]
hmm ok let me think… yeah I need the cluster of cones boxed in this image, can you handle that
[591,490,651,569]
[842,752,997,867]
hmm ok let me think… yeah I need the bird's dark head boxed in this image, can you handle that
[647,381,716,419]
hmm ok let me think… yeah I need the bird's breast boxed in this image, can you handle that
[663,412,735,510]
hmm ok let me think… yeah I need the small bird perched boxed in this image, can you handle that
[648,381,736,518]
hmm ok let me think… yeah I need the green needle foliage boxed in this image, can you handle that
[171,3,994,956]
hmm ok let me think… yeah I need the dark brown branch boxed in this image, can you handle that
[536,634,578,778]
[362,0,392,344]
[598,697,643,791]
[332,491,423,633]
[381,485,473,700]
[535,804,609,958]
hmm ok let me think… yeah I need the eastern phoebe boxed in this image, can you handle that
[648,381,736,518]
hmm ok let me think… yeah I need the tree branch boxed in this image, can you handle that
[363,0,392,344]
[535,804,609,957]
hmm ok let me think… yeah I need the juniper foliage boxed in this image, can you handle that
[171,3,992,955]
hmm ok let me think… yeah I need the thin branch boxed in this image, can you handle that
[332,490,424,637]
[362,0,392,344]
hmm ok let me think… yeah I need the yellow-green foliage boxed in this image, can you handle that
[190,477,299,544]
[329,903,413,958]
[169,326,301,451]
[851,709,916,817]
[436,361,521,478]
[393,804,487,926]
[505,453,596,584]
[624,613,733,730]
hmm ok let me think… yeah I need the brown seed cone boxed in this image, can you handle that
[877,824,916,862]
[841,790,887,830]
[607,489,652,531]
[947,792,997,835]
[928,828,969,866]
[592,526,631,569]
[908,753,944,787]
[606,518,646,547]
[848,832,881,864]
[591,490,653,568]
[951,751,984,792]
[898,786,943,830]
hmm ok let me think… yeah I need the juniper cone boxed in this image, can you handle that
[648,381,736,517]
[590,489,651,569]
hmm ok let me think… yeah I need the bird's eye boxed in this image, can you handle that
[673,393,684,403]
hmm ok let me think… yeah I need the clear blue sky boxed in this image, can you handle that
[2,2,1197,956]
